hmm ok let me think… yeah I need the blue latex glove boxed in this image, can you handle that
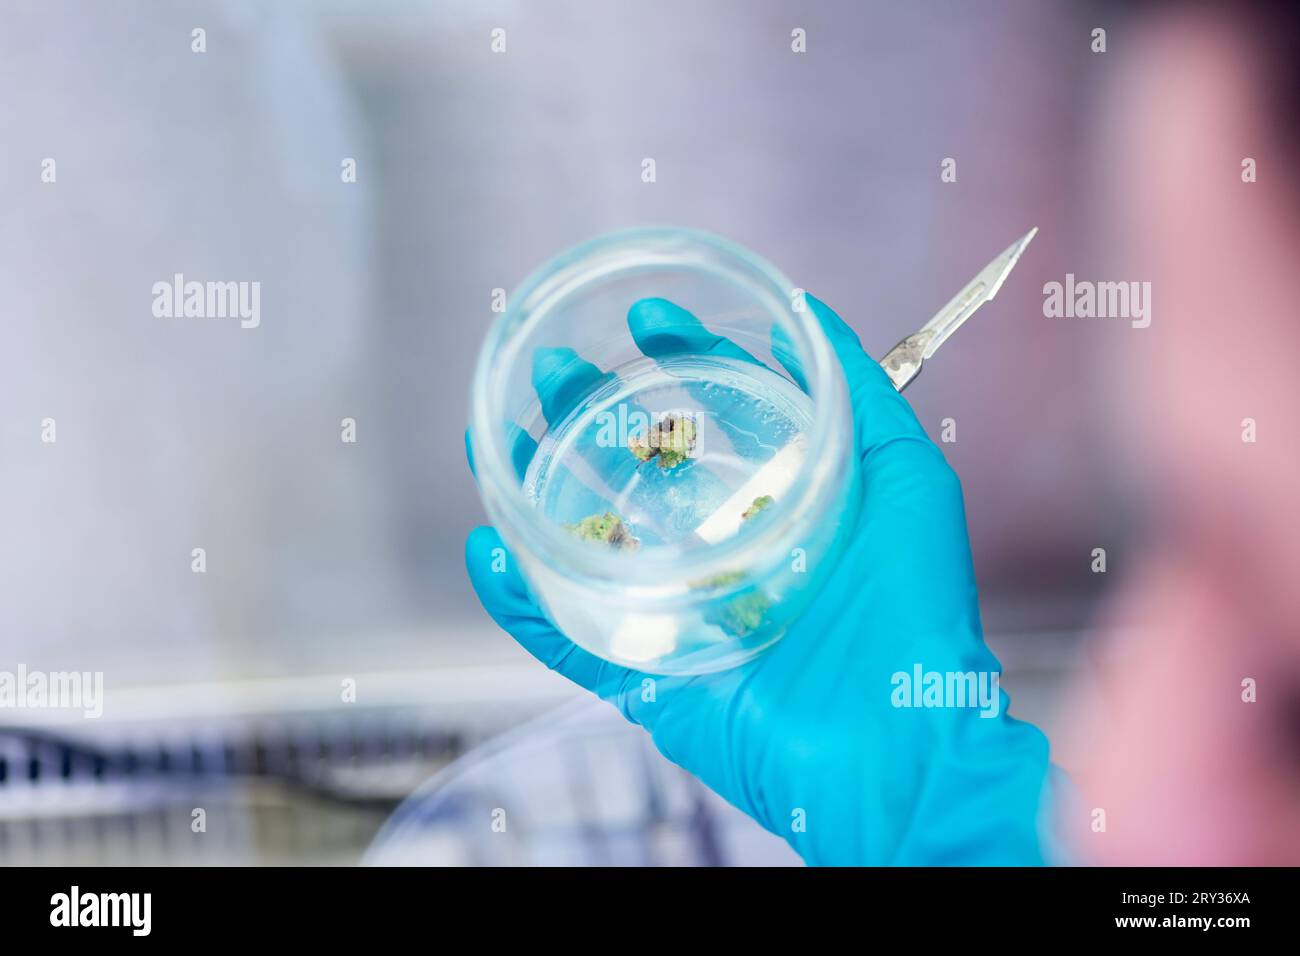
[465,294,1057,865]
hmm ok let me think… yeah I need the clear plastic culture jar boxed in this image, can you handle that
[470,228,857,675]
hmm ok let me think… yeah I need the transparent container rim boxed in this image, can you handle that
[469,225,851,587]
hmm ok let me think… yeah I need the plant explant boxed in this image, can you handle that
[566,511,641,551]
[717,590,772,638]
[629,412,698,469]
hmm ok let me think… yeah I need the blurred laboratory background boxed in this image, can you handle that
[2,0,1295,864]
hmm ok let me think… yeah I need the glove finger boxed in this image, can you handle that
[531,347,615,428]
[626,297,761,365]
[464,424,537,483]
[803,293,933,459]
[465,525,692,724]
[465,525,612,690]
[800,295,967,577]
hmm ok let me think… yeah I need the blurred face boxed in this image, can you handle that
[1105,7,1300,622]
[1060,6,1300,864]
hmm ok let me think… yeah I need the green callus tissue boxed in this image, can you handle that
[629,413,698,469]
[717,590,772,638]
[566,511,640,551]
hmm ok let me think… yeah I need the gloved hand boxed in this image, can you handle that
[465,294,1057,865]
